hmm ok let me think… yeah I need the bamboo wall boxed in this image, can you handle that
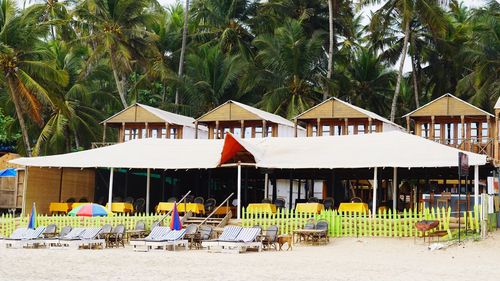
[22,167,95,215]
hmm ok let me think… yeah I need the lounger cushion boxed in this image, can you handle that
[218,226,242,241]
[234,228,260,243]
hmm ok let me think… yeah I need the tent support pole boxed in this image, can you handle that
[146,168,151,214]
[474,165,479,208]
[237,162,242,220]
[264,173,269,199]
[108,168,114,212]
[393,168,397,211]
[372,167,378,216]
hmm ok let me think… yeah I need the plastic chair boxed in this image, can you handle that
[194,197,204,204]
[79,197,88,203]
[308,197,319,203]
[167,197,178,203]
[275,198,286,210]
[205,198,217,212]
[324,197,334,210]
[66,197,76,203]
[124,197,134,204]
[134,198,145,213]
[351,197,362,203]
[261,198,272,204]
[262,225,279,251]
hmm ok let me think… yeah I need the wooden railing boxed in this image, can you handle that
[158,190,192,226]
[430,138,495,159]
[198,193,234,226]
[91,142,117,149]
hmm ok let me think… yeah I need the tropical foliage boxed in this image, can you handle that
[0,0,498,156]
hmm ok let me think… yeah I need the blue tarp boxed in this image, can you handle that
[0,168,16,177]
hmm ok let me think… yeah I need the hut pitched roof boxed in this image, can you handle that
[403,94,493,118]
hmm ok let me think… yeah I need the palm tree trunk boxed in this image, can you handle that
[7,78,32,156]
[110,56,128,108]
[389,19,411,122]
[175,0,190,105]
[324,0,334,101]
[411,54,419,108]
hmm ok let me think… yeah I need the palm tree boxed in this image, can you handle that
[0,2,69,156]
[74,0,161,109]
[251,19,324,118]
[175,0,190,105]
[366,0,447,122]
[456,1,500,111]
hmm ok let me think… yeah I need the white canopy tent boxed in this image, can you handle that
[11,131,488,216]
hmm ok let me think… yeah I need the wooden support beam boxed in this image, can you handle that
[430,116,435,140]
[344,118,348,135]
[369,118,373,133]
[215,121,220,139]
[240,120,245,138]
[263,120,267,137]
[195,121,199,139]
[406,116,410,133]
[166,123,171,139]
[102,122,107,142]
[121,122,126,142]
[317,118,321,136]
[294,119,298,137]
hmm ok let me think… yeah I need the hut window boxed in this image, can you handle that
[370,124,377,133]
[141,128,147,138]
[322,125,330,136]
[255,126,263,138]
[151,128,159,138]
[470,122,478,142]
[312,125,318,136]
[333,125,342,136]
[457,123,463,141]
[233,127,242,137]
[267,126,273,137]
[433,124,441,142]
[170,127,178,139]
[161,128,167,138]
[244,127,252,138]
[125,128,139,141]
[481,122,488,143]
[420,124,429,138]
[348,125,355,135]
[445,123,454,144]
[357,124,365,135]
[222,127,231,138]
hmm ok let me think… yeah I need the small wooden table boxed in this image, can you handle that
[156,202,205,214]
[49,203,70,214]
[105,202,134,213]
[338,203,369,213]
[293,229,325,244]
[296,203,324,213]
[247,203,277,213]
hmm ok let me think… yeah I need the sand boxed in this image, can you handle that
[0,232,499,281]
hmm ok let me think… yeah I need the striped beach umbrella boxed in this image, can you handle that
[169,202,182,230]
[68,203,110,217]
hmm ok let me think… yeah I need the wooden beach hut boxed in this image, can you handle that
[96,103,207,147]
[404,94,495,161]
[294,97,403,137]
[195,100,305,139]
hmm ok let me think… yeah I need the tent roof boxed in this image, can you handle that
[10,132,487,170]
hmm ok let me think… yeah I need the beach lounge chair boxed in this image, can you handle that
[184,224,198,249]
[218,227,262,253]
[129,226,170,251]
[312,220,329,245]
[4,226,46,248]
[262,225,279,251]
[145,229,188,251]
[43,226,76,248]
[60,227,104,249]
[0,228,27,247]
[43,224,58,238]
[106,224,126,248]
[192,225,213,249]
[201,226,242,251]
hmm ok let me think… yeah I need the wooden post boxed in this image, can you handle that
[344,118,348,135]
[393,168,397,211]
[406,116,410,133]
[294,119,298,137]
[430,116,435,140]
[195,121,199,139]
[289,171,293,210]
[369,118,373,133]
[215,121,220,139]
[461,115,466,149]
[240,120,245,138]
[495,112,499,161]
[263,120,267,137]
[474,165,479,208]
[317,118,322,136]
[102,122,107,142]
[166,123,171,139]
[145,122,149,138]
[121,122,126,142]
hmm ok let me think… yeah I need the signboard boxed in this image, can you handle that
[458,152,469,177]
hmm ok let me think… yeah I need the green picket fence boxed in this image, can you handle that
[0,213,166,237]
[241,206,481,238]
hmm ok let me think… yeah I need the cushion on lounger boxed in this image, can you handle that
[234,227,260,243]
[218,226,243,241]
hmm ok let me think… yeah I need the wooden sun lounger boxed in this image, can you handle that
[218,228,262,254]
[129,226,170,251]
[3,227,46,248]
[145,229,188,251]
[201,226,243,252]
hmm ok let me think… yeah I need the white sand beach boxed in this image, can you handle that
[1,232,499,281]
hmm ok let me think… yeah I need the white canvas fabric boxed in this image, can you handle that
[10,131,487,169]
